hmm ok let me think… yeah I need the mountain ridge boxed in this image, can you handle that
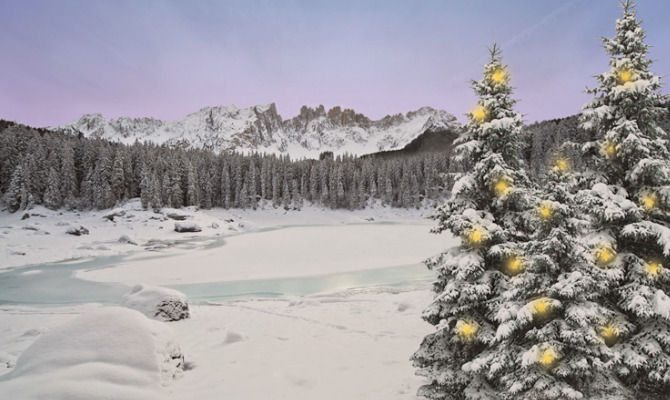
[52,103,458,157]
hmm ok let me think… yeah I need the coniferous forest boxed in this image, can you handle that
[0,123,452,212]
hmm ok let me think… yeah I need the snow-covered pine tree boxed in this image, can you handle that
[411,45,536,399]
[579,1,670,397]
[491,156,629,399]
[44,167,62,210]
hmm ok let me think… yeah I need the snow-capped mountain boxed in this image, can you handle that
[53,103,458,157]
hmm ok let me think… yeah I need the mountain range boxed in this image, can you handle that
[52,103,459,158]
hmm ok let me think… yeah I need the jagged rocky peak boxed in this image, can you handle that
[54,103,459,157]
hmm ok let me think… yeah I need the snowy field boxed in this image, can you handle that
[0,200,455,399]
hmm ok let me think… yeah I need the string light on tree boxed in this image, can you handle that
[552,155,571,174]
[465,225,488,248]
[470,105,489,124]
[640,191,659,211]
[598,321,620,347]
[537,346,560,369]
[645,260,663,278]
[488,66,509,85]
[537,202,554,221]
[492,177,512,198]
[504,253,525,276]
[595,243,617,267]
[531,298,554,320]
[455,319,479,342]
[616,67,636,85]
[601,140,617,159]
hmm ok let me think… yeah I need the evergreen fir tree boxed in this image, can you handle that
[44,167,62,210]
[579,1,670,397]
[412,45,536,399]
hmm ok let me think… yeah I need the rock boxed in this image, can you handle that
[166,213,188,221]
[224,218,235,223]
[10,250,26,256]
[21,213,30,220]
[211,222,219,229]
[66,226,89,236]
[103,210,126,222]
[174,222,201,233]
[22,226,39,231]
[122,284,190,322]
[118,234,137,245]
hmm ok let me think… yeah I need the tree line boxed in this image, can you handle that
[0,124,451,212]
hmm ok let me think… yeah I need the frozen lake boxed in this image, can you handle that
[0,223,449,305]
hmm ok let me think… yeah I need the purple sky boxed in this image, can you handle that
[1,0,669,127]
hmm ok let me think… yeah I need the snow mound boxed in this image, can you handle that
[0,307,184,400]
[122,284,190,321]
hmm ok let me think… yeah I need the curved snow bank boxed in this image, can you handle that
[0,307,184,400]
[123,284,190,321]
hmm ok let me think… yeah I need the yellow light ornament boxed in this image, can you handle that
[465,225,487,248]
[493,177,512,198]
[598,321,620,347]
[489,67,509,85]
[504,254,525,276]
[537,202,554,221]
[538,346,559,369]
[645,260,663,278]
[470,105,489,124]
[455,319,479,342]
[616,67,636,85]
[602,141,617,159]
[552,156,571,174]
[595,243,616,267]
[531,298,553,319]
[640,191,658,211]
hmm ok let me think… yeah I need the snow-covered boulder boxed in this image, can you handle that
[166,212,188,220]
[118,234,137,245]
[0,307,184,400]
[174,222,201,232]
[122,284,190,321]
[66,225,89,236]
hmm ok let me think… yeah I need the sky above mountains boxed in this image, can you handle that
[1,0,669,127]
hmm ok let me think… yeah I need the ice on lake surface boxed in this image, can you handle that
[0,224,444,305]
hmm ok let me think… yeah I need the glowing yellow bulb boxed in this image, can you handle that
[537,203,554,221]
[465,226,487,247]
[456,320,479,341]
[493,178,512,198]
[470,105,488,124]
[553,157,571,173]
[598,322,619,346]
[602,141,617,159]
[646,260,663,278]
[617,68,635,84]
[641,192,658,211]
[532,298,552,317]
[504,254,525,276]
[489,67,509,85]
[538,347,559,369]
[595,243,616,267]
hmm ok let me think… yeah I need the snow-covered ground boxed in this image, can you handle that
[0,289,435,400]
[0,199,436,271]
[0,200,454,399]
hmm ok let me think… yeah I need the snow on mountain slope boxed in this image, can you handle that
[53,104,458,157]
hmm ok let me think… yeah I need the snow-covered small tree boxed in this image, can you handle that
[44,167,63,210]
[579,1,670,397]
[412,45,536,399]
